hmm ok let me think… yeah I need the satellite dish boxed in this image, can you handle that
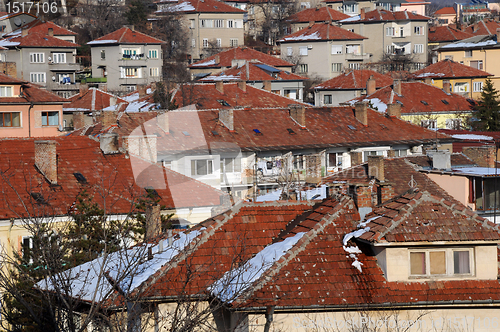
[14,18,22,27]
[48,57,52,61]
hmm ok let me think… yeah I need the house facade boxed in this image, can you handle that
[88,26,164,94]
[323,0,403,16]
[285,6,349,33]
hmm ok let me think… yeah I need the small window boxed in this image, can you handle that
[414,44,424,54]
[52,53,66,63]
[287,47,293,56]
[324,94,332,105]
[221,157,241,174]
[30,72,46,83]
[473,81,483,92]
[192,39,196,48]
[214,19,223,28]
[191,159,213,176]
[73,172,87,184]
[30,53,45,63]
[149,67,160,77]
[445,118,461,130]
[386,27,395,36]
[101,49,105,60]
[227,19,234,28]
[203,38,209,48]
[0,112,21,127]
[464,50,472,58]
[414,26,424,35]
[0,86,13,97]
[216,38,222,48]
[410,249,473,278]
[331,45,342,54]
[331,63,342,72]
[421,119,437,129]
[230,38,239,47]
[148,49,158,59]
[42,111,59,126]
[454,251,470,274]
[298,64,308,73]
[299,46,308,56]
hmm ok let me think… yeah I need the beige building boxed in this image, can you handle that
[154,0,246,61]
[323,0,403,15]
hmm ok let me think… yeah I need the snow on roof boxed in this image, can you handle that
[0,39,20,46]
[441,40,497,48]
[200,74,240,81]
[36,229,204,302]
[209,232,305,302]
[125,100,155,112]
[122,92,140,102]
[255,185,327,202]
[415,72,445,78]
[190,59,217,67]
[87,39,118,45]
[281,31,321,41]
[157,1,196,11]
[452,167,500,176]
[452,134,494,141]
[361,98,387,113]
[340,15,361,22]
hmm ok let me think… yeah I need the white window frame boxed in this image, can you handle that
[30,72,46,83]
[30,53,45,63]
[0,86,13,97]
[52,53,66,63]
[203,38,209,48]
[227,19,234,28]
[216,38,222,48]
[454,82,469,93]
[473,81,483,92]
[299,46,308,56]
[286,47,293,56]
[323,94,333,105]
[192,39,196,48]
[200,19,214,28]
[409,248,474,278]
[414,44,424,54]
[386,27,395,36]
[348,62,360,70]
[149,67,160,77]
[331,44,342,54]
[298,64,308,73]
[445,118,462,129]
[464,50,473,57]
[346,44,360,55]
[331,63,342,72]
[414,25,424,35]
[421,119,437,129]
[148,49,158,59]
[191,159,214,176]
[230,38,238,47]
[214,19,224,28]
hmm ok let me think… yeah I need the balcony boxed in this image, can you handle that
[81,77,107,84]
[46,82,81,91]
[48,62,82,72]
[345,52,370,60]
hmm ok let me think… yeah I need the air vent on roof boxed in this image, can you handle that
[348,125,356,130]
[287,128,296,134]
[379,124,388,130]
[396,100,403,105]
[217,99,230,106]
[421,100,428,105]
[441,99,449,105]
[73,172,87,184]
[30,192,47,204]
[253,129,262,134]
[212,130,219,136]
[182,131,190,136]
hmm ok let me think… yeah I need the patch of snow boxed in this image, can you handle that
[343,227,370,246]
[200,75,240,81]
[351,259,363,272]
[125,100,155,112]
[209,232,305,302]
[441,40,496,49]
[147,88,152,94]
[0,39,20,46]
[415,72,445,78]
[452,167,500,176]
[87,39,118,45]
[343,245,362,254]
[452,134,493,141]
[191,59,217,67]
[366,98,387,113]
[122,92,140,102]
[156,1,196,12]
[358,215,381,228]
[340,15,361,22]
[281,31,321,41]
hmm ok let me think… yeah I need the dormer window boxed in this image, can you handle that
[409,248,473,278]
[0,86,13,97]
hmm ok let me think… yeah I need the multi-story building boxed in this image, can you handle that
[278,22,368,79]
[323,0,403,15]
[154,0,246,62]
[428,25,473,63]
[455,0,491,24]
[434,6,457,26]
[88,26,164,94]
[339,8,429,69]
[285,6,349,34]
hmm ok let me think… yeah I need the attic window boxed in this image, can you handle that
[441,99,449,105]
[217,99,230,107]
[348,125,356,130]
[30,192,47,204]
[73,172,87,184]
[212,130,219,136]
[287,128,296,134]
[420,100,429,106]
[182,131,190,136]
[409,248,473,278]
[253,129,262,134]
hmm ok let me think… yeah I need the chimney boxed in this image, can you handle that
[368,155,384,182]
[145,204,161,240]
[237,80,246,92]
[366,75,376,95]
[73,112,86,130]
[350,151,362,166]
[157,112,169,133]
[354,102,368,126]
[289,104,306,127]
[137,84,147,97]
[428,150,451,170]
[100,110,117,128]
[497,28,500,43]
[463,146,496,168]
[34,140,57,185]
[215,81,224,94]
[48,28,54,37]
[393,79,402,96]
[442,81,451,94]
[100,133,120,154]
[109,96,117,107]
[80,83,89,95]
[309,21,315,28]
[219,108,234,131]
[21,27,28,37]
[386,103,401,118]
[387,149,396,158]
[214,55,220,64]
[263,80,272,91]
[360,8,366,20]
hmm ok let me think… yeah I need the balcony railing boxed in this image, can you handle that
[48,62,82,72]
[81,77,107,84]
[345,53,370,60]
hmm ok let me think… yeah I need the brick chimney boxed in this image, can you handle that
[215,81,224,94]
[100,110,117,128]
[48,28,54,37]
[497,28,500,44]
[463,146,496,168]
[137,84,147,97]
[145,205,161,240]
[34,140,57,185]
[73,112,86,130]
[219,109,234,131]
[443,81,451,94]
[289,104,306,127]
[393,79,402,96]
[237,80,246,92]
[214,55,220,65]
[100,133,120,154]
[360,8,366,20]
[309,21,315,28]
[386,103,401,118]
[368,155,384,182]
[21,27,28,37]
[157,112,169,133]
[80,83,89,95]
[366,75,376,95]
[354,102,368,126]
[263,80,272,91]
[350,151,362,166]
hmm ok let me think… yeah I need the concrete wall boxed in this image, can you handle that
[425,172,470,208]
[0,104,63,138]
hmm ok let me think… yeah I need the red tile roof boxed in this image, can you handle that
[199,61,307,82]
[286,6,349,23]
[155,0,246,13]
[5,20,77,37]
[314,69,393,90]
[357,190,500,243]
[345,8,429,23]
[428,25,473,43]
[65,88,128,112]
[0,73,67,104]
[0,136,227,220]
[88,27,165,45]
[465,19,500,35]
[435,6,456,15]
[279,23,366,42]
[410,59,492,79]
[0,32,79,48]
[353,81,474,115]
[189,47,294,69]
[171,82,310,109]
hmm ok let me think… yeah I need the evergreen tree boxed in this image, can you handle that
[126,0,148,28]
[475,78,500,131]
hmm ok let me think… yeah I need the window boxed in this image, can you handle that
[409,249,473,277]
[331,45,342,54]
[227,19,234,28]
[399,27,404,37]
[386,27,395,36]
[394,149,407,157]
[332,63,342,72]
[0,112,20,127]
[51,53,66,63]
[30,72,46,83]
[149,67,160,77]
[386,45,395,54]
[346,44,360,54]
[42,111,59,126]
[363,150,384,161]
[216,38,222,48]
[200,19,213,28]
[22,236,33,262]
[220,157,241,182]
[414,44,424,54]
[445,118,461,130]
[464,50,472,57]
[293,155,304,169]
[470,60,483,70]
[125,67,138,77]
[414,26,424,35]
[148,49,158,59]
[454,82,469,93]
[192,39,196,48]
[30,53,44,63]
[473,81,483,92]
[191,159,213,176]
[0,86,13,97]
[299,46,308,56]
[190,19,195,29]
[421,119,437,129]
[324,94,333,105]
[298,64,308,73]
[230,38,238,47]
[328,153,342,168]
[348,62,360,70]
[215,19,223,28]
[343,3,357,13]
[100,49,105,60]
[287,47,293,56]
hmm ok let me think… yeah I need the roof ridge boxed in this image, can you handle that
[118,27,128,43]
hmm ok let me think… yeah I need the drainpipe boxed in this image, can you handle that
[28,101,33,138]
[263,306,275,332]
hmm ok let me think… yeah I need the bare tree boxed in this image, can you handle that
[254,0,297,45]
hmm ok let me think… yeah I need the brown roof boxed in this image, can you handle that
[410,59,492,79]
[428,26,473,43]
[0,73,67,104]
[357,190,500,243]
[65,88,128,112]
[199,61,307,82]
[6,20,77,37]
[155,0,246,13]
[88,27,165,45]
[279,23,366,42]
[344,8,430,23]
[0,32,79,48]
[189,47,294,69]
[314,69,393,90]
[465,19,500,35]
[435,6,456,15]
[286,6,349,23]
